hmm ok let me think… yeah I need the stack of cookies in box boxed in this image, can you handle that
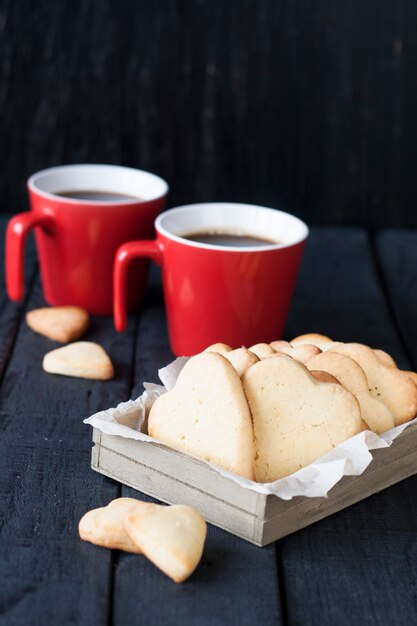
[148,333,417,482]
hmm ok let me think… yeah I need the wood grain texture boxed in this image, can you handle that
[280,227,417,625]
[1,226,416,625]
[375,229,417,370]
[114,489,282,626]
[284,227,409,367]
[1,1,417,227]
[0,280,137,440]
[0,438,117,625]
[0,269,138,622]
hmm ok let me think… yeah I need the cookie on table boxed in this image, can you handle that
[124,504,207,583]
[43,341,114,380]
[79,498,153,553]
[26,306,89,343]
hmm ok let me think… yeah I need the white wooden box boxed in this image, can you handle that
[91,421,417,546]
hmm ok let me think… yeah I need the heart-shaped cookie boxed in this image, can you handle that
[328,343,417,425]
[309,370,341,384]
[124,504,207,583]
[291,333,333,349]
[43,341,114,380]
[148,352,255,479]
[373,348,397,369]
[224,348,259,376]
[204,346,259,377]
[307,351,395,434]
[406,371,417,386]
[248,343,277,358]
[203,343,233,354]
[270,340,321,363]
[292,333,398,368]
[79,498,154,552]
[26,306,89,343]
[242,355,362,482]
[321,341,398,369]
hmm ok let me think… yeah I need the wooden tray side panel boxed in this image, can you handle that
[261,422,417,545]
[91,423,417,547]
[94,430,265,514]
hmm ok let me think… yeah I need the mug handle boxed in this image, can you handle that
[113,240,163,332]
[6,211,55,301]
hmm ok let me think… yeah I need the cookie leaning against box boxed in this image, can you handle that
[291,334,398,369]
[306,351,396,434]
[26,306,89,343]
[242,355,362,482]
[148,352,256,480]
[328,343,417,425]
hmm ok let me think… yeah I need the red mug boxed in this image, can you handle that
[114,203,308,355]
[6,164,168,314]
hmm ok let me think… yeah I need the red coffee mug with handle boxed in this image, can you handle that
[114,203,308,355]
[6,164,168,315]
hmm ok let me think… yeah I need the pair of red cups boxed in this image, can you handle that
[6,165,308,356]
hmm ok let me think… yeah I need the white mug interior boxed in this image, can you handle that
[28,164,169,204]
[156,203,309,251]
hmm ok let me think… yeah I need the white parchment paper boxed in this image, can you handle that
[84,357,417,500]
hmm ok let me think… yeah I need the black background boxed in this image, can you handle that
[1,0,417,227]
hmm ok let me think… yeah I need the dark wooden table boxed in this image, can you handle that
[0,215,416,625]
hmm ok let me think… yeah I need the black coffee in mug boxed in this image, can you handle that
[56,190,142,201]
[183,229,279,247]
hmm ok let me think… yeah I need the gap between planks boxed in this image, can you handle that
[367,230,415,368]
[106,306,141,626]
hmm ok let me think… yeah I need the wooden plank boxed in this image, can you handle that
[0,276,138,624]
[112,272,283,625]
[0,437,117,624]
[375,229,417,369]
[280,228,417,624]
[113,489,281,626]
[284,227,409,364]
